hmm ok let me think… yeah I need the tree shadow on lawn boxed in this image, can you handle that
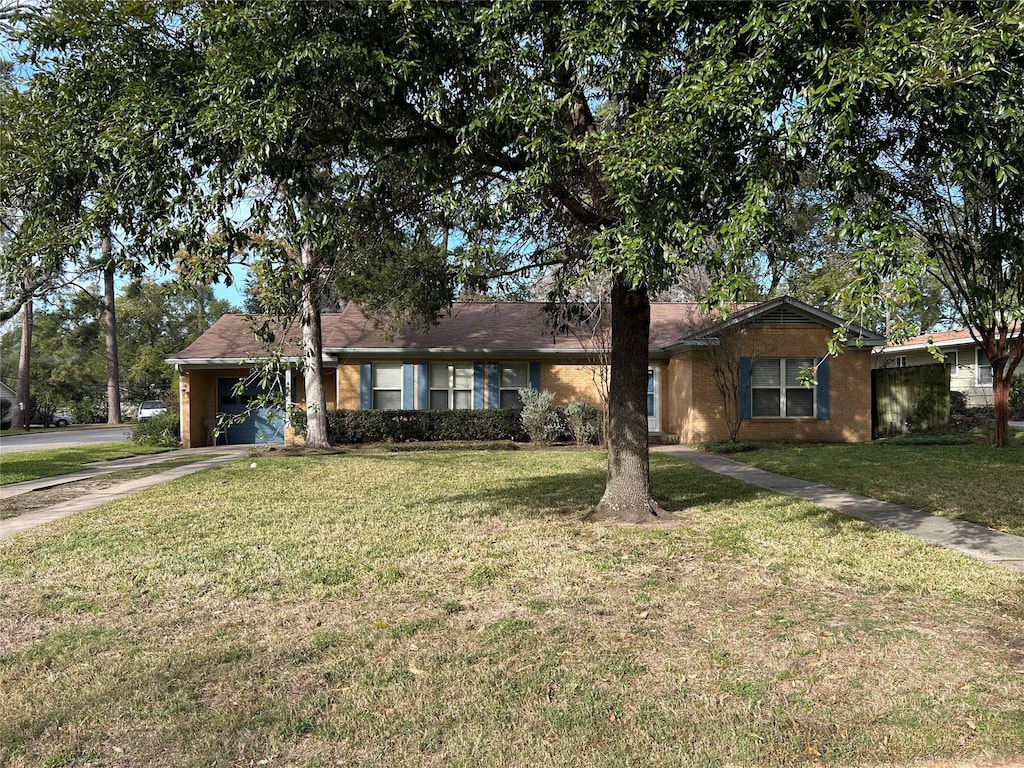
[414,456,768,522]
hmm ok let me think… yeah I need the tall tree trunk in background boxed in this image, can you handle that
[300,236,329,449]
[101,234,122,424]
[13,299,33,430]
[979,328,1023,449]
[194,284,209,336]
[589,275,666,523]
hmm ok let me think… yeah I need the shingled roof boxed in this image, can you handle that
[168,301,713,363]
[883,326,1021,352]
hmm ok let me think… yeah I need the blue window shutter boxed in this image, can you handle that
[529,362,541,391]
[816,356,830,419]
[473,362,484,409]
[402,362,415,410]
[738,357,752,420]
[417,363,429,410]
[359,362,372,410]
[487,363,499,409]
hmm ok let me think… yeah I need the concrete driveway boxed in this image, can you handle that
[0,426,133,454]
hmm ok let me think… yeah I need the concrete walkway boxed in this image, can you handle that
[654,445,1024,573]
[1,446,250,540]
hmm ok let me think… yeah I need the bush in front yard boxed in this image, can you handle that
[518,388,557,443]
[132,411,181,448]
[514,391,601,445]
[1010,374,1024,419]
[290,408,526,444]
[562,401,602,446]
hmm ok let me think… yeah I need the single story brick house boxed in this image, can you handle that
[876,329,1023,407]
[167,296,884,447]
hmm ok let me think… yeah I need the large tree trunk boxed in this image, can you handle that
[300,237,330,449]
[589,276,667,523]
[101,237,122,424]
[982,330,1023,449]
[992,361,1010,449]
[13,299,32,430]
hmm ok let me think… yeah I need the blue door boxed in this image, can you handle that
[216,377,284,444]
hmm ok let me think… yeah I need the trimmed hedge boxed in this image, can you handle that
[291,408,527,444]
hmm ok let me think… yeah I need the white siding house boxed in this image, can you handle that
[877,329,1023,407]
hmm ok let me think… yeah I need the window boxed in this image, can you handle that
[751,358,815,418]
[647,366,661,432]
[429,363,473,409]
[893,356,907,368]
[944,350,958,369]
[977,349,993,385]
[372,363,403,409]
[499,363,529,409]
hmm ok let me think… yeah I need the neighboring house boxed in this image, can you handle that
[0,381,14,419]
[167,296,884,447]
[877,329,1024,407]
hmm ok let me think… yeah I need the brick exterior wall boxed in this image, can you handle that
[663,355,692,440]
[336,362,361,409]
[338,360,611,410]
[668,325,873,443]
[183,326,873,446]
[540,363,604,406]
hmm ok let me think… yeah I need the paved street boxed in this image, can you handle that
[0,426,133,454]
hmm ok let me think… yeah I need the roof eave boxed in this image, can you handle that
[661,295,885,348]
[882,329,1020,353]
[166,355,331,369]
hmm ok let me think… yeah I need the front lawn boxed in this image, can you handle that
[1,449,1021,767]
[0,442,169,485]
[724,439,1024,535]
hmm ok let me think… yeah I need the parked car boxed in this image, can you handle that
[1,407,73,429]
[137,400,168,421]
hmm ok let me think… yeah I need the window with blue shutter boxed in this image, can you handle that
[738,357,752,420]
[742,357,827,419]
[428,363,473,409]
[473,363,485,409]
[370,363,403,409]
[417,363,429,409]
[487,363,499,409]
[359,362,372,410]
[402,363,415,410]
[815,356,830,419]
[498,363,528,409]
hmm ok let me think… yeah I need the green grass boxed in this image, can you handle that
[1,449,1022,767]
[0,442,169,485]
[722,439,1024,535]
